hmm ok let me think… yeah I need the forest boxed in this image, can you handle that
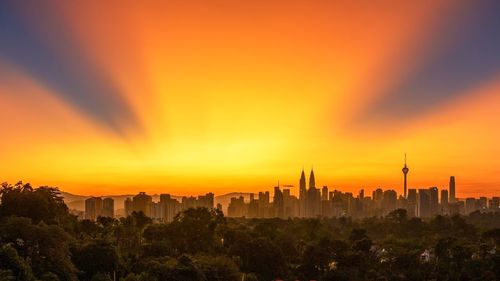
[0,182,499,281]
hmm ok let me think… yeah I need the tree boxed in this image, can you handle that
[0,182,70,225]
[168,208,221,254]
[71,240,118,281]
[0,244,35,281]
[230,237,286,281]
[386,208,407,223]
[0,217,77,280]
[193,255,241,281]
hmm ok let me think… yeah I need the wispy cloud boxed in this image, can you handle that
[0,2,142,136]
[351,1,500,127]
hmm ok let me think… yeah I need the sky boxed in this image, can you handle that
[0,1,499,197]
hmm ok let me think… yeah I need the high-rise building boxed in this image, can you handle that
[309,169,316,189]
[182,196,197,210]
[197,192,215,209]
[299,169,307,218]
[306,169,320,217]
[133,192,152,217]
[150,202,164,221]
[402,154,409,198]
[489,197,499,211]
[273,186,284,218]
[417,189,431,218]
[102,197,114,218]
[440,189,449,214]
[227,196,246,217]
[160,194,182,222]
[478,197,487,210]
[406,189,417,217]
[258,191,270,218]
[282,189,296,218]
[373,188,384,215]
[124,197,133,217]
[382,190,397,215]
[441,190,449,205]
[449,176,456,203]
[322,186,329,201]
[85,197,103,221]
[429,187,439,216]
[465,198,477,214]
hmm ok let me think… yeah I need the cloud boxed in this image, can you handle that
[0,2,142,136]
[351,1,500,128]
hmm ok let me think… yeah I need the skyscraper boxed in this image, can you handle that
[124,197,133,217]
[407,189,417,217]
[429,187,439,216]
[273,186,284,218]
[441,189,449,214]
[85,197,103,221]
[417,189,431,218]
[160,194,182,222]
[102,197,114,218]
[133,192,152,217]
[449,176,456,203]
[299,169,307,217]
[382,189,397,215]
[306,169,320,217]
[402,154,409,198]
[309,168,316,189]
[322,186,328,201]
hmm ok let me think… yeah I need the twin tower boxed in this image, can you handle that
[298,169,320,217]
[300,168,316,190]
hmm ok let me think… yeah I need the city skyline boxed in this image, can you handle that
[78,167,498,222]
[1,2,499,280]
[12,157,499,199]
[74,155,499,220]
[1,1,500,197]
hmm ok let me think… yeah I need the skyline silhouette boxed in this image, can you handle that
[1,2,499,281]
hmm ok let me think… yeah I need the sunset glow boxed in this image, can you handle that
[1,1,499,197]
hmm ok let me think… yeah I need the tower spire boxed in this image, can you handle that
[309,168,316,189]
[402,154,409,198]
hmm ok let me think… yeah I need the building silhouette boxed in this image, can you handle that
[299,169,307,217]
[105,163,497,221]
[417,189,431,218]
[383,190,397,215]
[429,187,439,216]
[407,189,417,217]
[160,194,182,222]
[133,192,152,217]
[441,189,449,214]
[449,176,456,203]
[85,197,102,221]
[402,154,409,198]
[124,197,133,217]
[306,169,321,217]
[102,197,114,218]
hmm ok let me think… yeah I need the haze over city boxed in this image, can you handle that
[1,2,500,281]
[1,1,499,197]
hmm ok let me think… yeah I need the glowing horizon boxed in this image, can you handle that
[1,1,499,197]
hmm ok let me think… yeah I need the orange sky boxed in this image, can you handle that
[0,1,499,197]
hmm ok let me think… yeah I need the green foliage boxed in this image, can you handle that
[71,240,118,281]
[0,217,77,280]
[193,255,241,281]
[1,181,499,281]
[0,244,35,281]
[0,182,70,225]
